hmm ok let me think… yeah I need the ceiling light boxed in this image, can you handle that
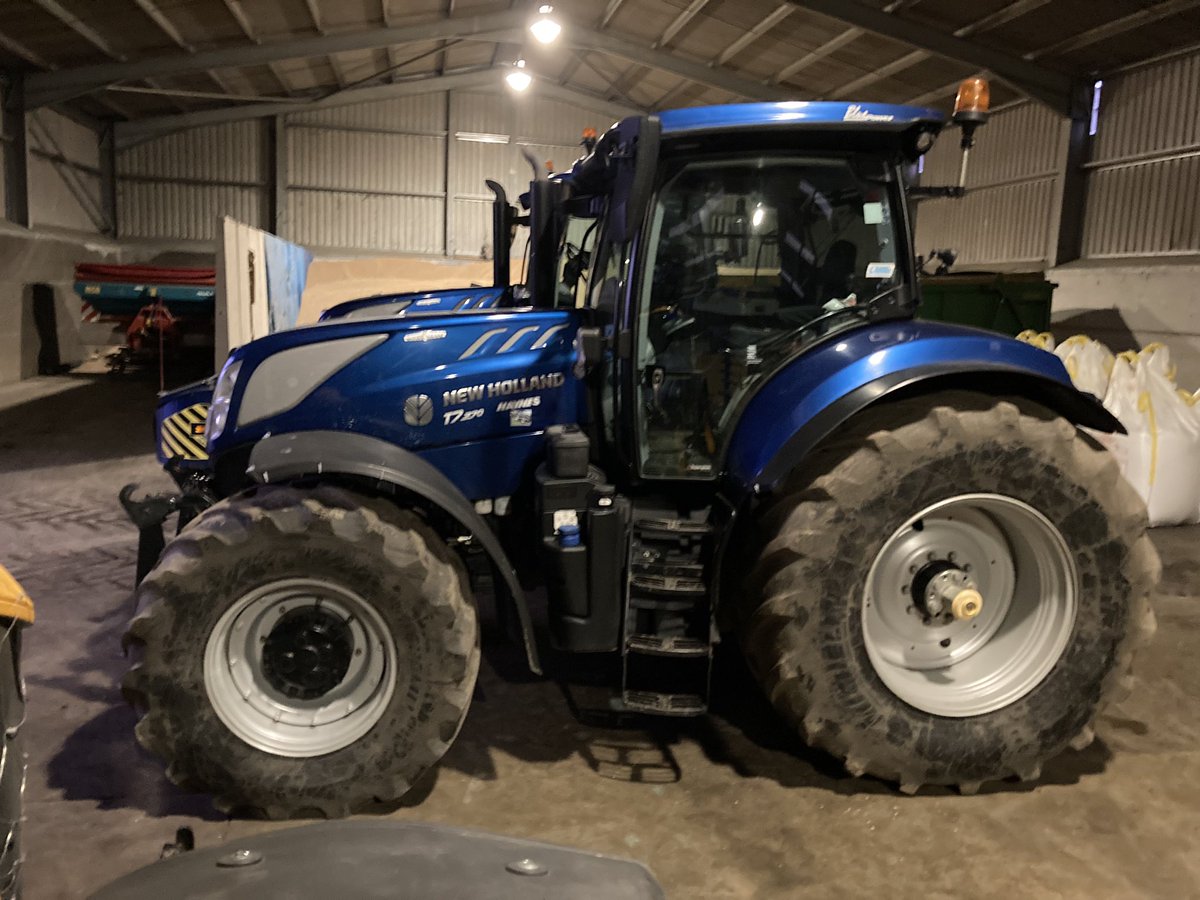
[752,204,765,228]
[506,59,532,92]
[530,5,561,44]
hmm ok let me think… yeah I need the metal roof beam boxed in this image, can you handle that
[0,29,53,69]
[657,0,710,48]
[783,0,1074,112]
[771,0,916,86]
[833,49,928,97]
[568,26,796,100]
[115,67,500,147]
[1027,0,1200,59]
[713,4,793,66]
[28,0,125,60]
[115,68,637,148]
[106,84,309,104]
[572,50,641,109]
[905,76,974,107]
[529,77,642,120]
[599,0,626,29]
[829,1,1050,99]
[772,27,861,85]
[131,0,246,99]
[965,0,1050,35]
[26,10,529,107]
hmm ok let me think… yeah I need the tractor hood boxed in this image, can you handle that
[201,308,583,499]
[319,285,508,322]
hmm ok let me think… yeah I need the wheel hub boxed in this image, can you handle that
[911,562,982,621]
[862,494,1078,718]
[203,578,399,758]
[261,608,354,700]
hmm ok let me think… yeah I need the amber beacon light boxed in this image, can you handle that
[951,77,991,186]
[953,77,991,125]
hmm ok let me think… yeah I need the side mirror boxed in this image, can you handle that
[578,326,606,372]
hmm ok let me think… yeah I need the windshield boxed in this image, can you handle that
[635,155,904,478]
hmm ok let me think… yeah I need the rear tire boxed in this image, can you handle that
[741,393,1158,792]
[123,484,479,818]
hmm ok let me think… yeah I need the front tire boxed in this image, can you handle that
[741,393,1158,792]
[123,484,479,818]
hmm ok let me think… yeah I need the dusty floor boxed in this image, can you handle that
[2,374,1198,899]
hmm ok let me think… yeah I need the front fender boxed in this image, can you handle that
[725,321,1121,501]
[247,430,540,675]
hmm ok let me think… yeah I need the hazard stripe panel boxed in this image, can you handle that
[160,403,210,461]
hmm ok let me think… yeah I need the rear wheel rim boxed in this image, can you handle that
[204,578,398,757]
[862,493,1078,718]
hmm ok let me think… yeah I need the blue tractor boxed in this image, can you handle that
[122,92,1157,817]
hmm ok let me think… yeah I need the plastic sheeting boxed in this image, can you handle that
[1018,330,1200,525]
[263,233,313,334]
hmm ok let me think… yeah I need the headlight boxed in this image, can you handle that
[207,357,243,443]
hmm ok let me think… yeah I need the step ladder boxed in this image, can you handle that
[619,515,714,716]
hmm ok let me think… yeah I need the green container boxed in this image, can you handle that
[918,272,1055,337]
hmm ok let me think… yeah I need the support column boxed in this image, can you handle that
[443,90,452,257]
[267,115,288,236]
[99,121,117,236]
[1052,81,1096,266]
[3,73,30,228]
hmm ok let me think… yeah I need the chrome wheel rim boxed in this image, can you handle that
[204,578,397,757]
[862,494,1078,717]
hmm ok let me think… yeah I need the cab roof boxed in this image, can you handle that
[657,102,946,135]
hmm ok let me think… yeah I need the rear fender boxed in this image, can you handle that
[247,430,540,674]
[724,322,1121,502]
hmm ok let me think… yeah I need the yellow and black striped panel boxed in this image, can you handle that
[160,402,210,461]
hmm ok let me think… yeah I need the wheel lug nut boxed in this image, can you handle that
[948,552,957,562]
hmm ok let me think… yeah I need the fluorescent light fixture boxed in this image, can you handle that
[530,5,561,44]
[506,59,532,92]
[752,204,765,228]
[456,132,510,144]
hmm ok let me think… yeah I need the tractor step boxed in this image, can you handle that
[629,573,706,596]
[620,690,707,717]
[620,508,716,716]
[633,517,712,539]
[626,634,710,657]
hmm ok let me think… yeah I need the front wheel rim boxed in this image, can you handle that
[204,578,398,757]
[862,493,1078,718]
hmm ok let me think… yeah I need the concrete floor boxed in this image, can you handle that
[3,374,1199,899]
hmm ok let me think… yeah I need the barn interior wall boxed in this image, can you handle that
[6,51,1200,385]
[1050,47,1200,388]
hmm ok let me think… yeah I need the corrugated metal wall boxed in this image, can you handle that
[448,91,612,258]
[287,93,446,253]
[1082,49,1200,258]
[915,101,1068,269]
[27,109,105,233]
[117,120,267,241]
[114,89,617,255]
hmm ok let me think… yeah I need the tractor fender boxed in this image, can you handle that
[246,430,540,675]
[724,322,1123,503]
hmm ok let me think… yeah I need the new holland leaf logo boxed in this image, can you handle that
[404,394,433,426]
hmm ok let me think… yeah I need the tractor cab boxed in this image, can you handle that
[504,103,945,486]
